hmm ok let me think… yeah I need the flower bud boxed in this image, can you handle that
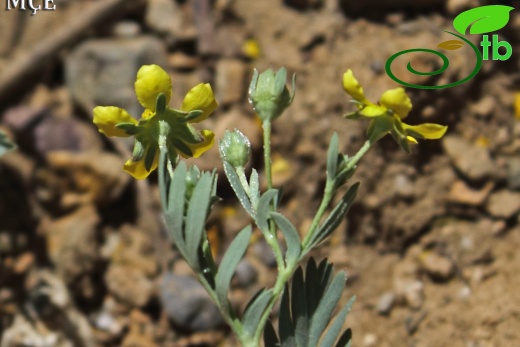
[219,129,251,168]
[248,67,295,122]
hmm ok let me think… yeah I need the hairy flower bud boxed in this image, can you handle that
[248,67,295,122]
[219,129,251,168]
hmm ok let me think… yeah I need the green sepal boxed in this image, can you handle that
[155,92,167,116]
[115,122,140,135]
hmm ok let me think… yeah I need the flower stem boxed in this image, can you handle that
[303,139,371,248]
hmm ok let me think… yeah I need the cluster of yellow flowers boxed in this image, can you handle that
[92,65,447,179]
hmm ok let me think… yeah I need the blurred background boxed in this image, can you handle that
[1,0,519,346]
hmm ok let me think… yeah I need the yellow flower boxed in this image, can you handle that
[93,64,218,179]
[343,69,447,152]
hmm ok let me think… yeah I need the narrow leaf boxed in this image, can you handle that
[223,161,253,215]
[263,320,280,347]
[320,296,356,347]
[242,289,274,337]
[309,272,346,346]
[453,5,514,35]
[164,162,187,251]
[185,173,213,268]
[307,183,359,252]
[291,267,309,347]
[270,212,301,265]
[327,133,339,181]
[256,190,278,233]
[215,226,252,305]
[279,284,295,346]
[249,168,260,207]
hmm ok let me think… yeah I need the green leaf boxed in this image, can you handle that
[309,271,346,346]
[320,296,356,347]
[326,133,339,181]
[270,212,301,265]
[306,183,359,253]
[215,225,252,305]
[249,168,260,207]
[256,189,278,233]
[269,258,354,347]
[0,130,16,157]
[163,161,187,251]
[223,161,253,216]
[185,172,214,268]
[242,288,274,337]
[453,5,514,35]
[263,320,280,347]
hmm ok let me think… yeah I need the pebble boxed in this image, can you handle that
[159,273,225,331]
[418,251,454,281]
[506,157,520,190]
[363,333,378,347]
[486,189,520,219]
[105,264,155,308]
[377,292,396,316]
[39,205,99,284]
[442,135,495,181]
[215,59,247,106]
[395,279,424,309]
[448,180,493,206]
[66,35,168,117]
[446,0,477,15]
[145,0,196,44]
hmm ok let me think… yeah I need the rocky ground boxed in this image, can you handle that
[1,0,520,346]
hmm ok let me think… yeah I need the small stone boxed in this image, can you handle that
[395,279,424,309]
[160,273,225,331]
[418,251,454,281]
[112,21,141,38]
[145,0,196,44]
[168,52,199,70]
[45,151,131,207]
[66,36,168,116]
[105,264,155,308]
[363,333,378,347]
[448,180,494,206]
[446,0,477,15]
[443,135,495,181]
[376,292,396,316]
[215,59,247,106]
[39,205,99,283]
[506,157,520,190]
[486,189,520,219]
[34,116,104,154]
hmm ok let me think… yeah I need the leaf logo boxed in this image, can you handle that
[453,5,514,35]
[437,40,464,50]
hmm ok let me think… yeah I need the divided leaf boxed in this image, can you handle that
[264,258,354,347]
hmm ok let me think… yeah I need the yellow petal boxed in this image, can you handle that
[360,104,387,117]
[342,69,365,101]
[183,130,215,158]
[403,123,448,139]
[379,88,412,118]
[181,83,219,123]
[123,151,159,180]
[134,65,172,111]
[93,106,137,137]
[406,136,418,144]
